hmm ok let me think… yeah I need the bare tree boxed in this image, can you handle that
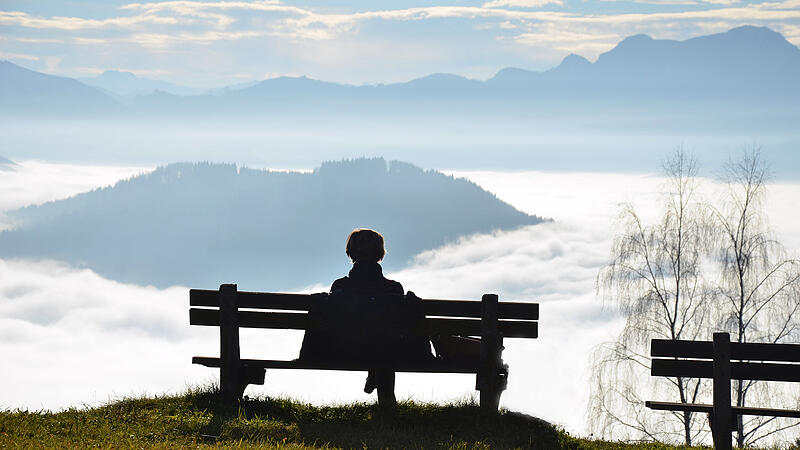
[590,149,714,445]
[711,149,800,447]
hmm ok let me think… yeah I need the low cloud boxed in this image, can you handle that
[0,160,150,231]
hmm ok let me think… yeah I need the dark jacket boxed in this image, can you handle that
[330,261,404,296]
[298,262,432,363]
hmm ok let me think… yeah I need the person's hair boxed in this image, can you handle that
[346,229,386,263]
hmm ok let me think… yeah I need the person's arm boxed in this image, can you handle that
[390,280,404,295]
[330,277,348,293]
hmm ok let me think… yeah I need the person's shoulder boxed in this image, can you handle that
[330,276,350,292]
[385,279,404,295]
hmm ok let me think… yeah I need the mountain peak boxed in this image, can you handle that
[553,53,591,72]
[99,70,138,80]
[0,155,16,170]
[487,67,538,84]
[613,33,655,51]
[726,25,781,38]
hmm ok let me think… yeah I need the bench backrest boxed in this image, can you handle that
[651,335,800,382]
[189,288,538,338]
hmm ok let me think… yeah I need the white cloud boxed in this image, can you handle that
[0,160,151,231]
[0,51,39,61]
[483,0,564,8]
[2,0,800,83]
[0,10,180,31]
[0,258,214,410]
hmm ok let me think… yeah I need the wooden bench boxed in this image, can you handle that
[189,284,539,412]
[646,332,800,449]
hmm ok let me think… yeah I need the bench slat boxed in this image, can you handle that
[651,358,713,378]
[730,342,800,363]
[423,299,538,320]
[645,401,713,414]
[652,339,800,362]
[189,308,537,338]
[192,356,481,374]
[189,289,538,320]
[732,405,800,418]
[730,362,800,383]
[190,290,314,310]
[651,339,713,359]
[645,401,800,418]
[652,358,800,382]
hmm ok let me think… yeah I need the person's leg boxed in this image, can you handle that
[364,370,377,394]
[376,370,396,407]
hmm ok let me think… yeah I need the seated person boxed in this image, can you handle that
[299,228,432,407]
[331,228,402,406]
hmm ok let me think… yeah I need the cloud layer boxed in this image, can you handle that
[1,161,798,437]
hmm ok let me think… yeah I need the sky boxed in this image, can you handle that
[1,160,799,439]
[2,0,800,86]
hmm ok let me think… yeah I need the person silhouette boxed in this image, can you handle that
[330,228,401,406]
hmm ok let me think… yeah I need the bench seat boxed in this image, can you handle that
[645,401,800,419]
[193,356,482,373]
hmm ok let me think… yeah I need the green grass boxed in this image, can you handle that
[0,388,704,449]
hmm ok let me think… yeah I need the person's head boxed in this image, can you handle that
[346,228,386,263]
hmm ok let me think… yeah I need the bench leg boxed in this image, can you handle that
[712,333,733,450]
[235,366,266,399]
[477,364,507,412]
[219,284,242,412]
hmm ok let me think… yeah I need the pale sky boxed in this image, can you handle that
[2,0,799,86]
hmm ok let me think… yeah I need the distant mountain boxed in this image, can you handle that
[486,26,800,102]
[79,70,208,99]
[132,25,799,116]
[0,158,545,289]
[206,79,262,95]
[5,26,799,121]
[0,61,122,116]
[0,155,15,171]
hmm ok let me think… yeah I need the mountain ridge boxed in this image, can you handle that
[0,60,123,115]
[0,155,15,171]
[2,25,798,118]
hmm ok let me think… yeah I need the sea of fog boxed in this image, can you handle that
[1,160,798,437]
[3,118,800,179]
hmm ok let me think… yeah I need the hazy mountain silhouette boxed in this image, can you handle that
[0,61,122,116]
[0,155,15,171]
[485,26,800,103]
[4,26,798,119]
[79,70,207,99]
[0,158,545,290]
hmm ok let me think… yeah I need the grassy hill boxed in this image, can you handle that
[0,388,702,449]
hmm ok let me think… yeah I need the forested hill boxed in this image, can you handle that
[0,158,545,289]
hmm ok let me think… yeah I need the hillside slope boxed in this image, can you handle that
[0,390,695,449]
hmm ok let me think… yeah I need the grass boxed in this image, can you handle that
[0,388,705,449]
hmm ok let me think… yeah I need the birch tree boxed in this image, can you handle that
[712,149,800,447]
[590,149,714,445]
